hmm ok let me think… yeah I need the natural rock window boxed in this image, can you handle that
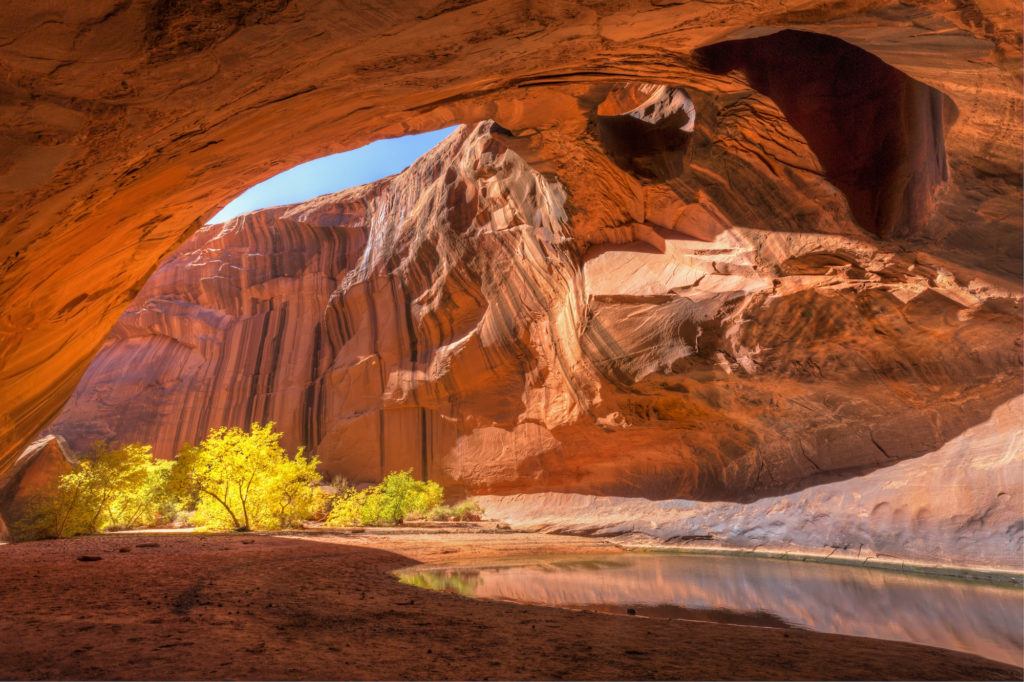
[594,83,697,181]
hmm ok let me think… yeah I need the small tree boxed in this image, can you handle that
[13,443,174,540]
[169,422,324,531]
[327,470,443,526]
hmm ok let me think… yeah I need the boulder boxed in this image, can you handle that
[0,436,74,539]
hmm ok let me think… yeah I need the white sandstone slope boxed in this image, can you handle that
[476,396,1024,570]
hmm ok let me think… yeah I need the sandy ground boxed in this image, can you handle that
[0,529,1020,681]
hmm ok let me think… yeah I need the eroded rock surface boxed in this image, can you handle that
[46,98,1021,505]
[0,435,73,539]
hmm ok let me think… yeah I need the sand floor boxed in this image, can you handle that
[0,529,1020,680]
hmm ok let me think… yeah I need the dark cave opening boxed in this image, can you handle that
[594,85,696,182]
[696,29,958,239]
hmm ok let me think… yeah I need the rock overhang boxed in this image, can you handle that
[0,2,1019,500]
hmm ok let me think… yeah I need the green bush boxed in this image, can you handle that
[169,422,325,531]
[326,470,443,526]
[13,443,176,540]
[425,500,483,522]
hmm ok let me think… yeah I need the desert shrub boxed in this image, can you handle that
[425,499,483,522]
[102,449,177,530]
[326,470,443,526]
[169,422,325,531]
[13,443,175,540]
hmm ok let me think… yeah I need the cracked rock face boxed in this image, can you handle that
[0,3,1021,517]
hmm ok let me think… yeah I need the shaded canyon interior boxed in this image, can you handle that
[0,1,1021,564]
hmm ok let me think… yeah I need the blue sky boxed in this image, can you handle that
[208,126,459,223]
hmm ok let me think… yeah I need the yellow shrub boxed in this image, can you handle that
[13,443,175,541]
[169,422,324,531]
[326,470,443,526]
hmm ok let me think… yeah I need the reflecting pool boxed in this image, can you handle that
[398,553,1023,666]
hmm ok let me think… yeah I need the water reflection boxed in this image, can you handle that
[399,553,1023,667]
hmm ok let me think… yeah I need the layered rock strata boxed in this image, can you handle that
[45,81,1021,506]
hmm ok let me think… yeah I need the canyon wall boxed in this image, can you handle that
[0,3,1021,560]
[477,395,1024,570]
[45,60,1021,505]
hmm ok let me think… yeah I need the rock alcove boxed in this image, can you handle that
[0,4,1020,567]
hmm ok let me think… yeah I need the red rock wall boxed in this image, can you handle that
[0,436,73,539]
[1,1,1021,478]
[476,395,1024,570]
[697,30,955,239]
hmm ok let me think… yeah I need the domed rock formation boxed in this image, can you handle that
[0,3,1021,545]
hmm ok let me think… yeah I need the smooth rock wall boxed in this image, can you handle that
[0,436,74,540]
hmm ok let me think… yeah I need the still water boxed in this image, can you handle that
[398,553,1023,667]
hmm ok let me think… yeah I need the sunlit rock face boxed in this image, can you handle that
[45,41,1021,505]
[49,123,579,492]
[1,1,1022,482]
